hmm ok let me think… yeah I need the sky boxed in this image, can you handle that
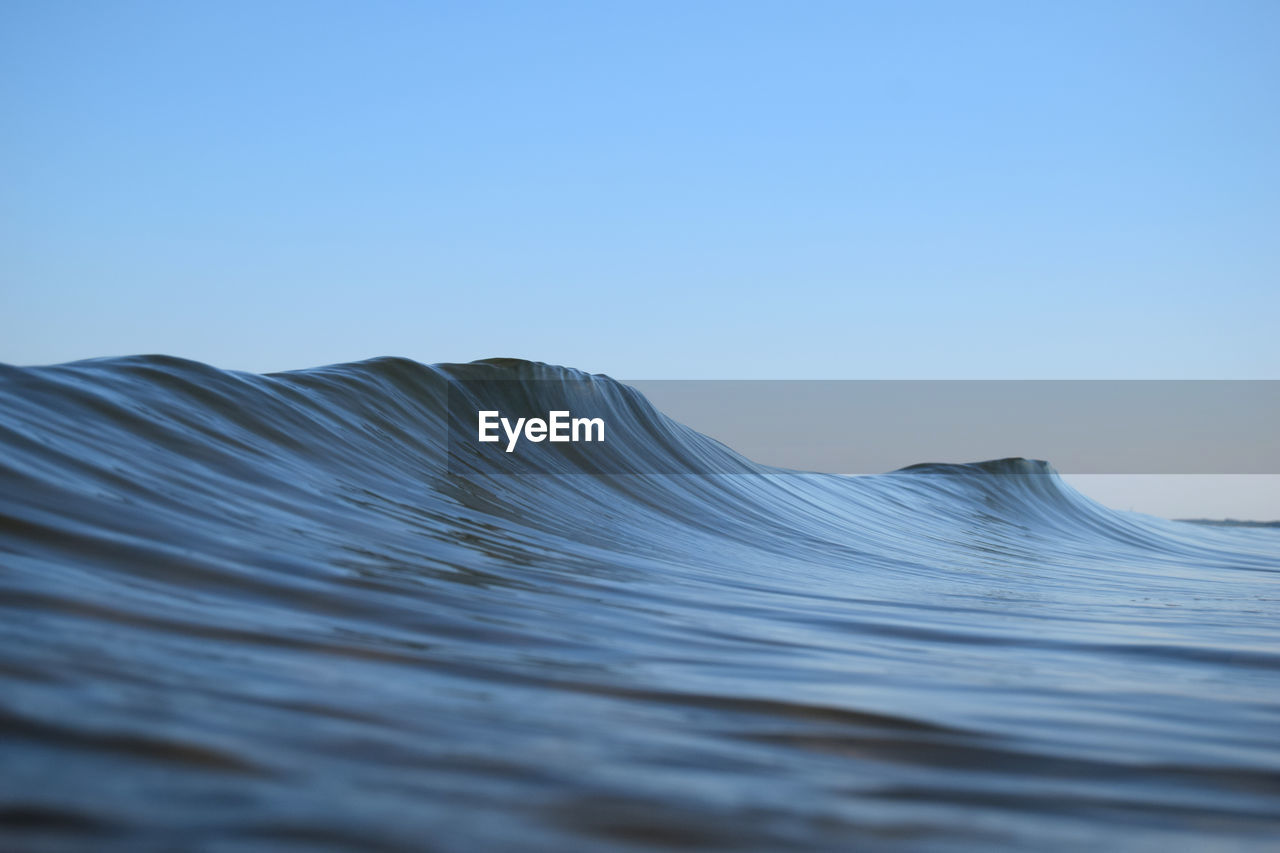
[3,0,1277,379]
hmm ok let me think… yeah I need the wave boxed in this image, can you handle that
[1,356,1277,850]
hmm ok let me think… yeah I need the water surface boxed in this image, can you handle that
[1,356,1277,850]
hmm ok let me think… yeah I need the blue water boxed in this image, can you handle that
[1,356,1277,851]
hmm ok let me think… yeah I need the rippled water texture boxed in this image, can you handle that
[1,356,1278,850]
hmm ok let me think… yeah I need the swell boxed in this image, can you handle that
[0,358,1175,517]
[2,354,1252,562]
[0,356,1277,851]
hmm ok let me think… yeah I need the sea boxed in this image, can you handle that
[1,356,1277,851]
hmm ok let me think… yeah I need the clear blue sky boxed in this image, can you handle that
[3,0,1277,378]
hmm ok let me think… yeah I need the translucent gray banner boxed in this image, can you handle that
[446,379,1279,475]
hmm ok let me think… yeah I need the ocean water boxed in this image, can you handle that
[1,356,1277,851]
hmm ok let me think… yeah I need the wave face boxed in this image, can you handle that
[1,356,1278,851]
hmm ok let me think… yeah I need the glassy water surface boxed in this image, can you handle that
[1,356,1277,850]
